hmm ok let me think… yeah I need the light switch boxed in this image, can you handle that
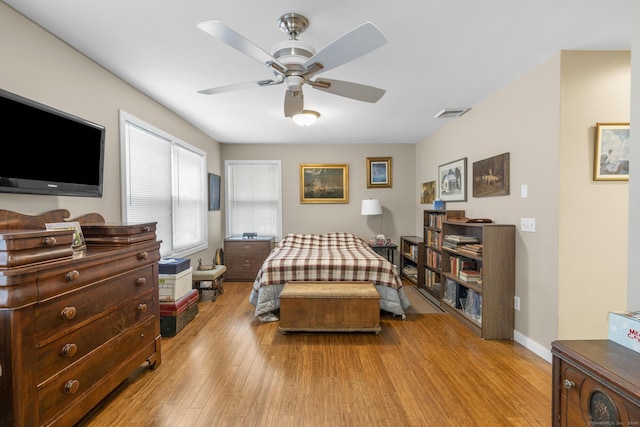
[520,218,536,232]
[521,184,528,199]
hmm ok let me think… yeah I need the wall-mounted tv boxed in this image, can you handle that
[0,88,105,197]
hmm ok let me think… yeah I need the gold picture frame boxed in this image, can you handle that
[300,164,349,203]
[594,122,629,181]
[366,157,392,188]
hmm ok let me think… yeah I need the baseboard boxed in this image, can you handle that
[514,330,552,363]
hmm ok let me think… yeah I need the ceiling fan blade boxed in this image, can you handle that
[311,78,385,103]
[198,78,282,95]
[303,22,387,75]
[283,90,304,117]
[198,20,286,75]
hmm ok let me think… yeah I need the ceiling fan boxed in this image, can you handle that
[197,13,387,119]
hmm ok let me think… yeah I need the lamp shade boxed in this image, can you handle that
[361,198,382,216]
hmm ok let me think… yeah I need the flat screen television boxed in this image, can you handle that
[0,88,105,197]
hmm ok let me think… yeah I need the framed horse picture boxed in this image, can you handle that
[472,153,510,198]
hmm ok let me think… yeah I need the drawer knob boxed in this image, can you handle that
[64,379,80,394]
[61,343,78,357]
[243,260,252,268]
[43,237,57,247]
[563,379,575,389]
[143,225,150,232]
[136,277,146,287]
[138,251,148,260]
[137,303,148,314]
[60,306,77,320]
[65,270,80,282]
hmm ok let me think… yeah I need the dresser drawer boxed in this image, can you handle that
[34,265,156,345]
[36,315,158,424]
[224,237,274,280]
[36,244,159,301]
[0,229,74,267]
[35,290,156,385]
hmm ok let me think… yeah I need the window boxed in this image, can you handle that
[225,160,282,240]
[120,111,207,257]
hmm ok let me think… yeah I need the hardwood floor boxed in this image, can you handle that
[76,282,552,427]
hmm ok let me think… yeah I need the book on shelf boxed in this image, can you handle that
[445,234,480,243]
[458,243,483,256]
[459,270,481,283]
[449,256,476,276]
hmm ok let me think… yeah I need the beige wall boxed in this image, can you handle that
[558,51,630,338]
[221,143,416,254]
[416,51,630,356]
[0,4,224,263]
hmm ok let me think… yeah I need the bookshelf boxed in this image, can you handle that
[423,209,465,305]
[399,236,424,286]
[440,220,515,339]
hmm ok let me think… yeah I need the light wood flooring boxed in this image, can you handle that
[76,282,552,427]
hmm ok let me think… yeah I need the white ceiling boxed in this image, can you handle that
[4,0,632,144]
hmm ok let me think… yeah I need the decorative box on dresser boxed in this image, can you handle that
[551,340,640,426]
[224,236,275,281]
[0,209,162,427]
[423,209,465,305]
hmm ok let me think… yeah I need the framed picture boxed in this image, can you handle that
[438,158,467,202]
[208,173,221,211]
[472,153,510,198]
[45,221,86,251]
[421,181,436,204]
[366,157,392,188]
[300,164,349,203]
[594,122,630,181]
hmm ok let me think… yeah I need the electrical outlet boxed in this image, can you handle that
[514,296,520,311]
[520,218,536,232]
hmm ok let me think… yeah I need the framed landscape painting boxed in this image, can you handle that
[438,158,467,202]
[300,164,349,203]
[472,153,510,198]
[594,122,629,181]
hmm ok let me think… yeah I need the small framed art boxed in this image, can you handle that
[594,122,629,181]
[438,158,467,202]
[366,157,392,188]
[208,173,221,211]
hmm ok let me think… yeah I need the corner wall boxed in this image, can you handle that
[416,50,630,356]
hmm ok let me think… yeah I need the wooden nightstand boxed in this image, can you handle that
[368,242,398,264]
[224,236,275,281]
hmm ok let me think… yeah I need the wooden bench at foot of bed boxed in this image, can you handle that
[278,281,381,334]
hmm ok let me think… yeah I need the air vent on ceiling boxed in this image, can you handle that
[434,108,471,118]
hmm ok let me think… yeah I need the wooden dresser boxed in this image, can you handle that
[224,237,274,281]
[0,209,162,427]
[551,340,640,426]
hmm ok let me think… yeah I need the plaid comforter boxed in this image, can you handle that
[249,232,410,318]
[253,232,402,289]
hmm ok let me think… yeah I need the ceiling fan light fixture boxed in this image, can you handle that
[292,110,320,126]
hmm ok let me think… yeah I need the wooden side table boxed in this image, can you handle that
[368,242,398,264]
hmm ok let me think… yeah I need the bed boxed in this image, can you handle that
[249,232,411,320]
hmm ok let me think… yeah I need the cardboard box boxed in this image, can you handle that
[159,267,193,301]
[159,288,199,337]
[608,311,640,353]
[158,257,191,274]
